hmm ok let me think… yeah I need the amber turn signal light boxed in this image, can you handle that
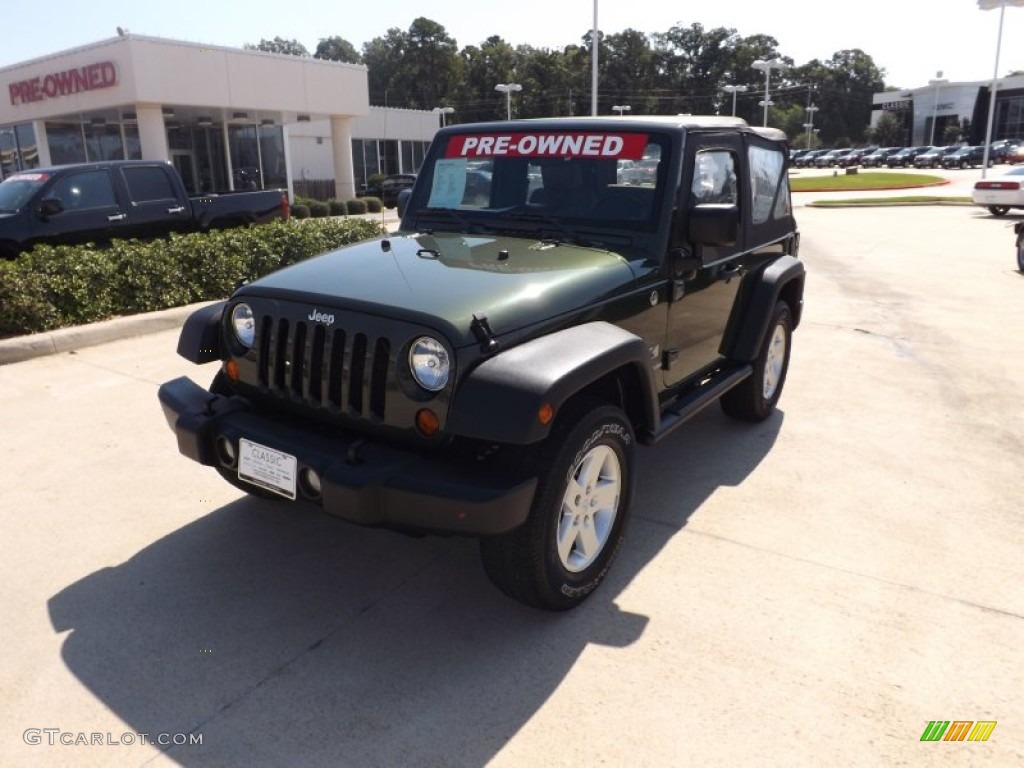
[224,359,239,382]
[416,408,440,437]
[538,403,554,425]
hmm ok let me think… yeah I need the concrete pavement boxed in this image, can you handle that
[1,204,1022,766]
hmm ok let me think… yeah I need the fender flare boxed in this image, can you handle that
[176,301,226,364]
[446,321,659,445]
[722,255,805,362]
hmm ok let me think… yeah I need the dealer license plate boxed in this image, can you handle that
[238,438,297,500]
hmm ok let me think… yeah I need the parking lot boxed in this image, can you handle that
[1,201,1022,766]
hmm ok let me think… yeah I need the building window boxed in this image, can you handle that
[84,123,125,162]
[1,123,39,178]
[258,124,286,189]
[46,122,87,165]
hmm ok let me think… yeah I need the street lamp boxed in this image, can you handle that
[433,106,454,127]
[612,104,631,116]
[804,104,819,149]
[978,0,1024,177]
[752,58,790,127]
[495,83,523,120]
[928,73,948,146]
[722,85,748,116]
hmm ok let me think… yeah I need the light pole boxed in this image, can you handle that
[752,58,789,127]
[591,0,599,116]
[804,104,819,149]
[495,83,523,120]
[722,85,748,116]
[928,73,948,145]
[978,0,1024,177]
[612,104,631,116]
[432,106,454,127]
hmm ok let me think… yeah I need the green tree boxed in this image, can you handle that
[362,18,460,109]
[244,37,309,56]
[315,36,361,64]
[869,112,903,145]
[601,29,659,115]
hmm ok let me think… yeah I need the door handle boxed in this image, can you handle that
[107,213,127,222]
[167,206,186,214]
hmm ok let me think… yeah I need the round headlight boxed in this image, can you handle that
[231,303,255,348]
[409,336,450,392]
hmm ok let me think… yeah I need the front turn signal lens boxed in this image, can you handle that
[224,359,239,382]
[416,408,440,437]
[538,403,554,425]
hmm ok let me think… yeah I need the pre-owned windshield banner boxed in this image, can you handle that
[445,133,648,159]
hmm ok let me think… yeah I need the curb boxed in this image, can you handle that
[0,301,215,366]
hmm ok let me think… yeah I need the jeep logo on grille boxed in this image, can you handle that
[308,309,335,325]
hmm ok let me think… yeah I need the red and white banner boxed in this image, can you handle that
[446,133,648,159]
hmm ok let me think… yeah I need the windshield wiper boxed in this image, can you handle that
[502,210,593,247]
[414,207,473,232]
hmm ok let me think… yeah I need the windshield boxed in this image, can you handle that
[407,130,669,237]
[0,172,48,213]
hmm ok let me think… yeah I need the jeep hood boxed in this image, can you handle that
[237,232,637,346]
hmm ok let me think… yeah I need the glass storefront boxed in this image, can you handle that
[44,120,140,166]
[0,123,40,178]
[352,137,430,190]
[227,123,286,192]
[995,92,1024,140]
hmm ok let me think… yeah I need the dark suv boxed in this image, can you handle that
[159,116,804,610]
[380,174,417,208]
[942,146,988,169]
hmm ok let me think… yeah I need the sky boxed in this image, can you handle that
[2,0,1023,91]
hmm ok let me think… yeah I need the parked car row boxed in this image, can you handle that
[792,139,1023,171]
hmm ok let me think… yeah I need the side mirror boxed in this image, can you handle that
[396,188,412,218]
[687,203,738,247]
[37,198,64,218]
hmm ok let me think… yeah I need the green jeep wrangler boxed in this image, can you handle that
[158,116,804,610]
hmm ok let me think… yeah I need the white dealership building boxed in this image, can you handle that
[871,74,1024,146]
[0,34,437,199]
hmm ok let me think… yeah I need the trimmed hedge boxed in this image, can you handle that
[345,198,368,215]
[0,218,385,338]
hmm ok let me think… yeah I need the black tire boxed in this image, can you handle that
[988,206,1010,217]
[1017,234,1024,273]
[720,301,793,422]
[479,400,635,611]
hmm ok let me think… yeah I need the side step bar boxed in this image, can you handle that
[640,364,753,445]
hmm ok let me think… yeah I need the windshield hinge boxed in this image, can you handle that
[471,313,499,353]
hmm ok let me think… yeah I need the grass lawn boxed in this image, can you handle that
[789,172,945,192]
[810,195,972,206]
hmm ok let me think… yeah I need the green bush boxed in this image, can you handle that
[363,196,383,213]
[328,199,347,216]
[345,198,368,215]
[291,204,311,219]
[309,201,330,218]
[0,218,385,338]
[293,195,317,208]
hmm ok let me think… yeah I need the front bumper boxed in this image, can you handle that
[157,376,536,535]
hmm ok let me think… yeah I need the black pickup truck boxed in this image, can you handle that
[0,160,288,258]
[160,116,804,610]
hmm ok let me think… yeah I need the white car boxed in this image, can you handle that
[972,167,1024,216]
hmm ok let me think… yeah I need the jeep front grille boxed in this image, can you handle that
[257,316,391,419]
